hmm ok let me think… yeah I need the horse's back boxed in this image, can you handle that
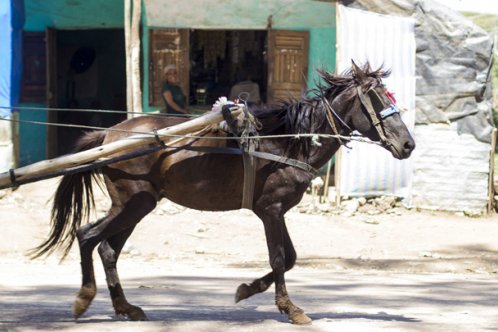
[98,115,245,211]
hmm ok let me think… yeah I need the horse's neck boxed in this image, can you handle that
[256,97,353,171]
[307,125,341,170]
[307,98,353,169]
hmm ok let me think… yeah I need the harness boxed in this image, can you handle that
[0,82,401,200]
[219,104,318,209]
[226,85,401,210]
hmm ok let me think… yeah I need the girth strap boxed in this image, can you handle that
[211,104,317,210]
[249,150,318,175]
[184,146,317,175]
[185,144,315,209]
[241,144,256,209]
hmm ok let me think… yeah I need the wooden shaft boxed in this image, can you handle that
[0,109,241,188]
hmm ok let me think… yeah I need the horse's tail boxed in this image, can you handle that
[29,130,106,260]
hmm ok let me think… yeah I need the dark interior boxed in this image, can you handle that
[56,29,127,155]
[189,30,267,107]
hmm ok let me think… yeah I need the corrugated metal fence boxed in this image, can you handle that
[336,5,416,202]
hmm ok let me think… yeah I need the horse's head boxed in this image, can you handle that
[335,61,415,160]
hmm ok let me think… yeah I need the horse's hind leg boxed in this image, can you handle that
[235,221,296,302]
[98,227,147,320]
[74,191,156,320]
[73,216,106,319]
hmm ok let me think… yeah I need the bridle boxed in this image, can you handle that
[355,85,400,146]
[322,82,401,146]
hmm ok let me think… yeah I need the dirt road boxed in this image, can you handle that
[1,179,498,331]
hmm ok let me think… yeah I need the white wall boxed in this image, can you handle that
[0,120,13,172]
[412,124,491,212]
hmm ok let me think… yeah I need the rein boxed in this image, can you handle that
[320,89,350,147]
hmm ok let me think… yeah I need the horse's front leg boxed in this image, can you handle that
[259,207,311,325]
[235,222,296,302]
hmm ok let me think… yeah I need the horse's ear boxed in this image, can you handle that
[351,60,365,79]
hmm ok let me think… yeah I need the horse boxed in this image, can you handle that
[31,61,415,324]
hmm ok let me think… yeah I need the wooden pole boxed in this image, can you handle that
[334,147,342,206]
[0,109,242,189]
[130,0,142,114]
[321,158,332,203]
[488,128,497,213]
[124,0,133,119]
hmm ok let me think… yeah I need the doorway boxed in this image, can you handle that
[48,29,127,156]
[148,29,309,110]
[189,30,267,107]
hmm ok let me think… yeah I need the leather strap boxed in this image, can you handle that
[356,86,388,143]
[183,146,318,176]
[220,104,257,209]
[241,144,256,209]
[249,150,318,175]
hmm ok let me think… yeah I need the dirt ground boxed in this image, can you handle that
[2,178,498,331]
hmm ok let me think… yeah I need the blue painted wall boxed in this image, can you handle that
[19,0,124,165]
[0,1,23,171]
[0,0,24,116]
[24,0,123,31]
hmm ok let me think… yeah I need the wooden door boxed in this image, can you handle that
[148,29,189,107]
[267,30,309,104]
[46,28,58,158]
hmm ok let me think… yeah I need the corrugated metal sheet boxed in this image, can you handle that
[412,124,490,212]
[336,5,416,200]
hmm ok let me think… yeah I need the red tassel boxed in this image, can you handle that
[385,89,396,104]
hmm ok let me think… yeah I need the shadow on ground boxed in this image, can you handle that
[3,269,498,330]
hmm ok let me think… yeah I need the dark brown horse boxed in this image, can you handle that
[32,62,415,324]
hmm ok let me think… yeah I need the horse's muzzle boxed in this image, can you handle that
[386,137,415,160]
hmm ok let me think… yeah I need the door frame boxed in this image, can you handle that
[46,28,58,159]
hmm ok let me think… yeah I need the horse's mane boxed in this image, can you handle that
[252,62,389,135]
[251,62,390,158]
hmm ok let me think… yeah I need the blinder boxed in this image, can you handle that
[379,104,400,119]
[366,86,400,119]
[356,85,401,145]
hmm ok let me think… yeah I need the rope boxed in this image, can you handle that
[0,113,381,146]
[0,105,196,119]
[0,104,384,148]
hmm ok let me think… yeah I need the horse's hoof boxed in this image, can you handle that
[126,305,148,321]
[235,283,251,303]
[73,299,88,319]
[289,311,312,325]
[73,287,96,319]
